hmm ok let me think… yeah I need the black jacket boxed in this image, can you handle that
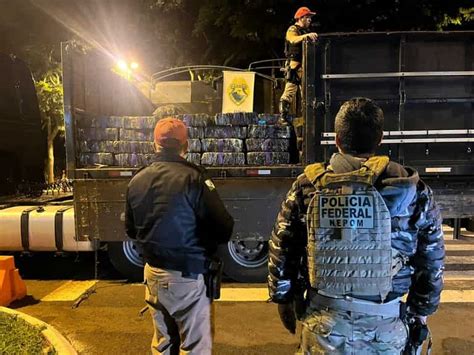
[125,153,234,274]
[268,154,445,316]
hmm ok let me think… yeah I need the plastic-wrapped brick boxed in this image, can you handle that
[179,113,214,127]
[202,139,243,152]
[77,128,119,141]
[204,126,247,139]
[215,112,257,126]
[188,139,201,153]
[245,138,290,152]
[201,152,245,166]
[247,152,290,165]
[114,154,155,167]
[247,125,291,139]
[78,153,114,166]
[186,153,201,165]
[123,116,156,129]
[256,114,280,125]
[78,140,116,153]
[153,105,183,120]
[188,127,204,139]
[120,129,153,141]
[118,141,155,154]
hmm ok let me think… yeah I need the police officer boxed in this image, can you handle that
[278,7,318,126]
[125,117,234,355]
[268,98,445,353]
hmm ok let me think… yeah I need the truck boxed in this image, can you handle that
[1,31,473,282]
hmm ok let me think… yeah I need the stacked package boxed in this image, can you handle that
[76,114,157,167]
[199,113,249,166]
[246,124,292,165]
[76,111,297,168]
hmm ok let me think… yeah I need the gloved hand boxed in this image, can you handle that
[278,303,296,334]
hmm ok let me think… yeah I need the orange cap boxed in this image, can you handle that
[153,117,188,148]
[294,6,316,19]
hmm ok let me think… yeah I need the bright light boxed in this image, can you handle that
[117,60,128,71]
[130,62,139,70]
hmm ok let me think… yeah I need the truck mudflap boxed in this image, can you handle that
[0,205,94,252]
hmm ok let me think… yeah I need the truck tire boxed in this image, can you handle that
[217,240,268,283]
[107,241,144,281]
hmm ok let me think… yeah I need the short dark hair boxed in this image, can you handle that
[334,97,384,154]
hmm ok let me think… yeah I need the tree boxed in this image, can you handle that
[35,66,64,184]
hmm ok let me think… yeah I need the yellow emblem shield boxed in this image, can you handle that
[227,77,249,106]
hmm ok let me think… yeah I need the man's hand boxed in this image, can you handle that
[278,303,296,334]
[305,32,318,42]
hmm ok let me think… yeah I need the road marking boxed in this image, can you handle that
[218,288,269,302]
[41,281,97,302]
[440,290,474,303]
[445,244,474,251]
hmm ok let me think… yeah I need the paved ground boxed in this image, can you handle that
[6,230,474,354]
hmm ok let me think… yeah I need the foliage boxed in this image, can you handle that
[35,67,64,136]
[0,312,56,354]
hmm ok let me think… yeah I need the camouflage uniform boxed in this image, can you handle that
[268,153,445,354]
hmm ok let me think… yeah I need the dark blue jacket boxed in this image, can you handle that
[125,153,234,274]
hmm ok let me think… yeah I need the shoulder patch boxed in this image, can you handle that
[204,179,216,191]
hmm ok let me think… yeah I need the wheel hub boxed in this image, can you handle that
[227,240,268,268]
[122,241,144,267]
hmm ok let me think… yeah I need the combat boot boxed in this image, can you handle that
[278,100,291,126]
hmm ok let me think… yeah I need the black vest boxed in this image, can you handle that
[284,25,310,62]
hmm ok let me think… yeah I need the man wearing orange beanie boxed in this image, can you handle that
[125,117,234,354]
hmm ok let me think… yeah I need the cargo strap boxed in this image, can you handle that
[54,206,73,251]
[311,292,402,317]
[20,207,40,251]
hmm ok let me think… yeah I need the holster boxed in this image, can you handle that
[403,314,432,355]
[204,257,224,300]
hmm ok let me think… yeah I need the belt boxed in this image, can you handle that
[311,292,402,317]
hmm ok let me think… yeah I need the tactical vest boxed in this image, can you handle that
[304,156,393,301]
[284,25,310,62]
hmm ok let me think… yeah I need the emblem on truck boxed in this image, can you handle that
[227,77,249,106]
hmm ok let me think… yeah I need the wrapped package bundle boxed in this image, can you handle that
[204,126,247,139]
[114,154,155,167]
[186,153,201,165]
[78,141,155,154]
[188,139,201,153]
[256,114,280,125]
[116,141,155,154]
[188,127,204,139]
[201,152,245,166]
[123,116,156,129]
[153,105,183,120]
[179,113,214,127]
[78,153,114,167]
[247,152,290,165]
[77,128,119,141]
[119,129,153,141]
[215,112,257,126]
[78,140,116,153]
[245,138,290,152]
[76,115,125,128]
[247,125,291,139]
[201,139,243,152]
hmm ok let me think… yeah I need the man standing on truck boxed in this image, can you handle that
[268,98,445,353]
[125,117,234,355]
[278,6,318,126]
